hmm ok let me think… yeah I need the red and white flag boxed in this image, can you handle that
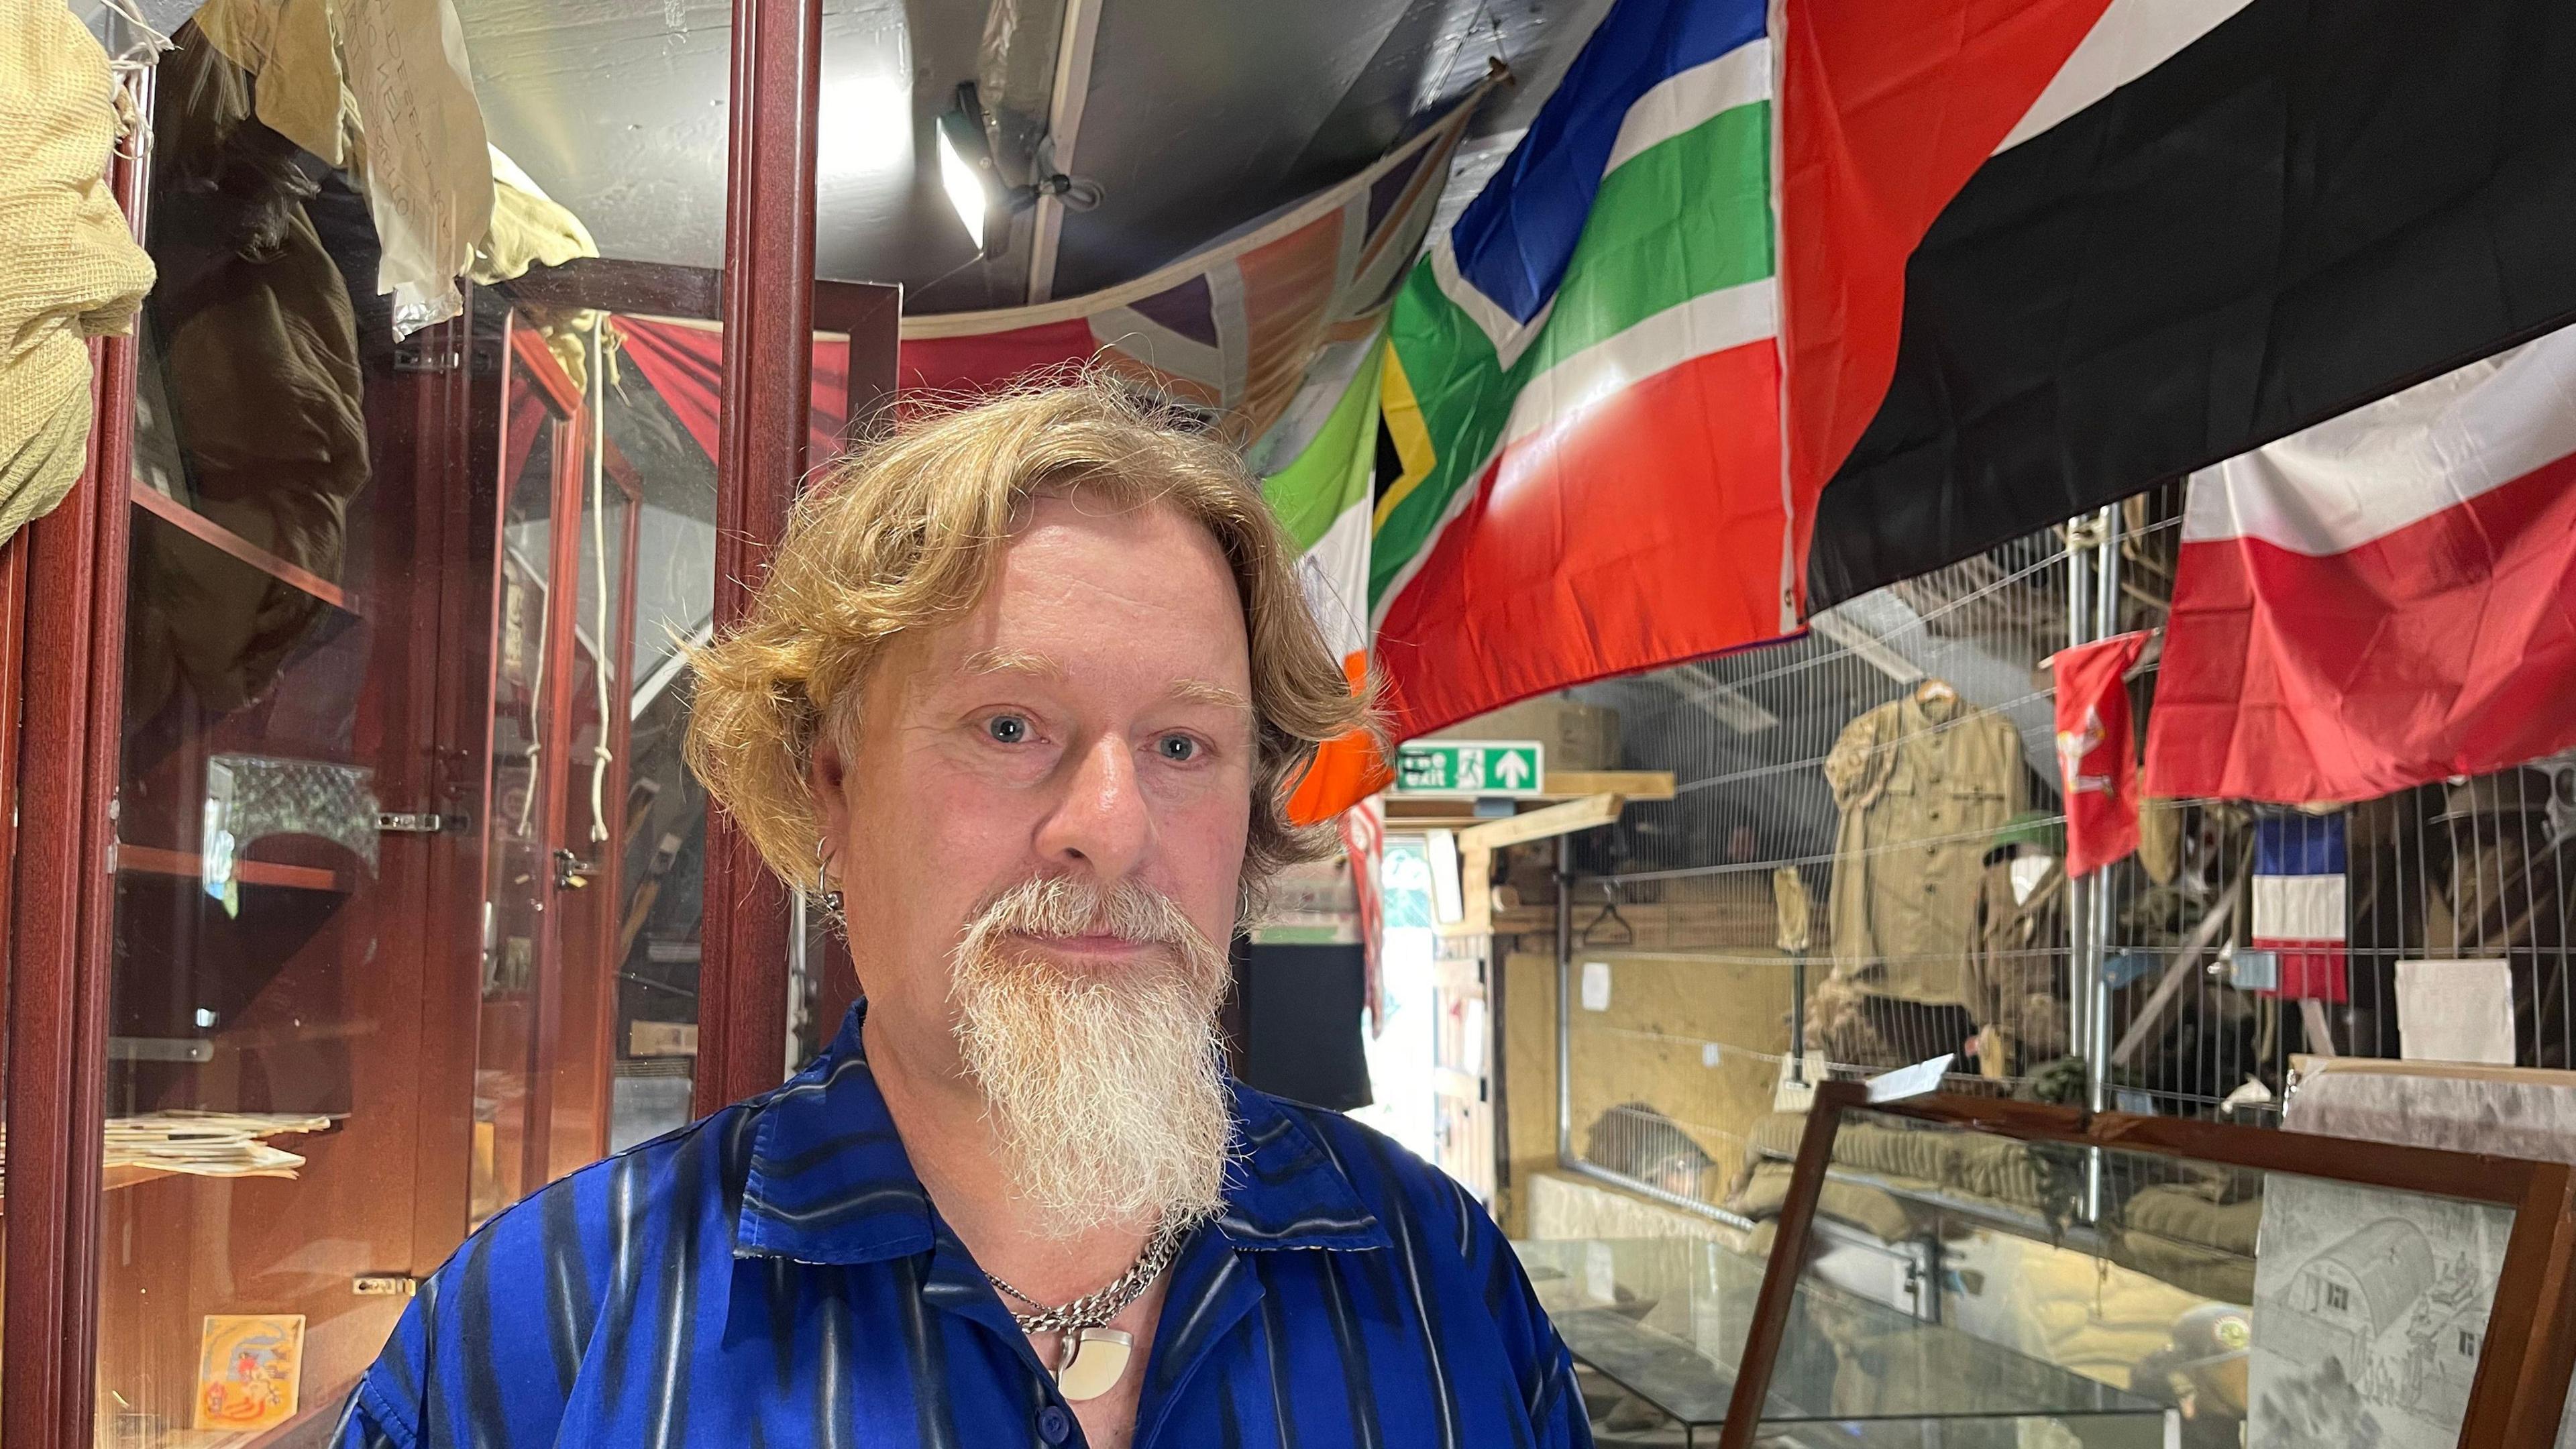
[2145,325,2576,804]
[2055,631,2151,878]
[1337,798,1387,1038]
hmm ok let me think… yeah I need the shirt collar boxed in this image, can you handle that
[733,1004,1385,1265]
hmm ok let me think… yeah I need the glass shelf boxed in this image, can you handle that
[1515,1237,2170,1447]
[129,479,364,617]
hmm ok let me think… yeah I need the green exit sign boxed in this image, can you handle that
[1394,740,1545,798]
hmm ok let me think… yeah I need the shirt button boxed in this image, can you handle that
[1037,1405,1075,1444]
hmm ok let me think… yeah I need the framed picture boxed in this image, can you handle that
[195,1314,306,1432]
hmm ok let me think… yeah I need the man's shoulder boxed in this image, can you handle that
[347,1094,773,1445]
[455,1092,764,1274]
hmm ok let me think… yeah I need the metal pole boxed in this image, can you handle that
[2090,504,2121,1115]
[2063,515,2104,1220]
[1790,946,1808,1085]
[1555,833,1574,1167]
[2064,519,2094,1085]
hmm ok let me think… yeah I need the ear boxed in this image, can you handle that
[810,737,855,869]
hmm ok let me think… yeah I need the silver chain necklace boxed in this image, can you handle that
[983,1218,1187,1336]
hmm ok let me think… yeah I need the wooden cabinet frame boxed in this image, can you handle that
[1725,1082,2576,1449]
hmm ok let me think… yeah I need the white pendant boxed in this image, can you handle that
[1055,1328,1134,1402]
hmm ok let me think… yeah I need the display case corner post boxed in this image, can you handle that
[700,0,822,1117]
[1716,1081,1859,1449]
[4,125,144,1449]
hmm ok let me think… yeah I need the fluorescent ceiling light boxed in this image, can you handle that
[936,115,987,250]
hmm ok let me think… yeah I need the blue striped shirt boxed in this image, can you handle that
[335,1006,1590,1448]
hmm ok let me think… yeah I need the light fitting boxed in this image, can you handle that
[934,81,1102,259]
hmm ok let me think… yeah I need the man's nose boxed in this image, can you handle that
[1034,733,1151,881]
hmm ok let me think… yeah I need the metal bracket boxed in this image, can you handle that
[377,812,466,835]
[390,336,463,374]
[553,848,598,890]
[352,1275,420,1297]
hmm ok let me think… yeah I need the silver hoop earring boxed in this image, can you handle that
[813,839,845,920]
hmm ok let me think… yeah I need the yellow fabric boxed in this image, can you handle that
[192,0,350,164]
[192,0,496,332]
[472,148,598,282]
[2138,796,2183,885]
[472,148,608,392]
[1825,690,2029,1003]
[0,0,156,545]
[1727,1159,1930,1245]
[2107,1183,2259,1304]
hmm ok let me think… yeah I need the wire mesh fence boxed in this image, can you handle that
[1548,484,2576,1224]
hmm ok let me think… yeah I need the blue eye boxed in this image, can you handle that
[1157,735,1197,762]
[986,714,1030,744]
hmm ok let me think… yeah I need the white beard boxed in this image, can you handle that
[949,877,1236,1238]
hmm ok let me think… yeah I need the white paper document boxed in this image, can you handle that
[2396,959,2515,1065]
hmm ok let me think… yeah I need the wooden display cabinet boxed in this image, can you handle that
[81,248,889,1444]
[2,0,857,1430]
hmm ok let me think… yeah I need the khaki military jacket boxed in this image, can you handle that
[1824,691,2026,1004]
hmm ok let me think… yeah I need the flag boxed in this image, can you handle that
[1366,0,1788,745]
[1785,0,2576,609]
[2144,325,2576,804]
[896,91,1483,445]
[610,89,1480,469]
[2053,631,2149,877]
[1262,343,1397,819]
[2250,814,2348,1003]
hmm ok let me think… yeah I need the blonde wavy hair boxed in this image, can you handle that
[684,374,1373,902]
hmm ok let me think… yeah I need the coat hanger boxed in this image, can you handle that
[1579,883,1635,947]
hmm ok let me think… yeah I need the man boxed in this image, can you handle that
[336,379,1591,1448]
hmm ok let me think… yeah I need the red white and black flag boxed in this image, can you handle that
[1782,0,2576,608]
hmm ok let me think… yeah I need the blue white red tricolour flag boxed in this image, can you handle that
[2250,814,2347,1004]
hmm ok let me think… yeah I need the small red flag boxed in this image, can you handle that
[2055,631,2151,877]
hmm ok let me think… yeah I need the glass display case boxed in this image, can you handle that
[1514,1236,2169,1447]
[1723,1085,2576,1449]
[58,18,896,1438]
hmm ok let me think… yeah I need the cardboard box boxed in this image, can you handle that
[1430,696,1621,771]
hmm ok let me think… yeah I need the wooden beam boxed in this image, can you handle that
[1542,769,1674,800]
[1458,793,1623,852]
